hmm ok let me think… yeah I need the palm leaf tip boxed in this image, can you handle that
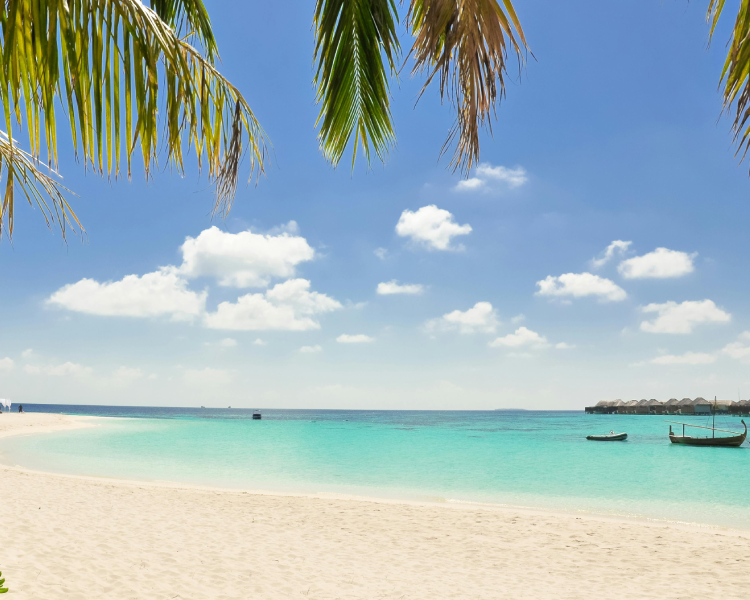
[313,0,400,169]
[407,0,528,176]
[707,0,750,168]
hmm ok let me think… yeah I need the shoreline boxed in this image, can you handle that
[0,412,745,534]
[3,413,750,598]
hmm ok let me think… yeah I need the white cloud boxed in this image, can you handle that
[205,338,238,349]
[510,314,526,324]
[336,334,375,344]
[204,279,342,331]
[0,357,14,371]
[183,367,232,385]
[555,342,576,350]
[299,345,323,353]
[426,301,499,334]
[374,247,388,260]
[476,164,528,187]
[640,300,731,334]
[650,352,717,365]
[722,332,750,364]
[455,164,528,192]
[591,240,631,268]
[47,268,206,321]
[376,280,425,295]
[618,248,696,279]
[536,272,626,302]
[455,178,485,192]
[178,225,315,288]
[489,327,549,348]
[396,205,472,251]
[253,338,268,346]
[21,348,34,359]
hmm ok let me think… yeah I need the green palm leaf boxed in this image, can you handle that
[708,0,750,167]
[313,0,400,169]
[0,0,268,240]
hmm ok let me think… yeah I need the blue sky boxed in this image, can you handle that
[2,0,750,409]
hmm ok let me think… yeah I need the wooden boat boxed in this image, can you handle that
[586,431,627,441]
[668,420,746,446]
[667,397,747,447]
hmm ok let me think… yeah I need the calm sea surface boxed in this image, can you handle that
[2,405,749,528]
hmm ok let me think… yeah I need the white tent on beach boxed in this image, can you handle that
[0,399,11,411]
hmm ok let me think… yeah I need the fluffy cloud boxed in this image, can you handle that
[536,272,626,302]
[454,164,528,192]
[253,338,267,346]
[650,352,717,365]
[640,300,731,334]
[336,334,374,343]
[21,348,34,359]
[591,240,631,268]
[204,279,342,331]
[299,345,323,353]
[722,332,750,364]
[178,225,315,288]
[376,280,425,295]
[47,268,206,321]
[489,327,549,348]
[396,205,472,251]
[0,357,14,371]
[426,301,499,334]
[374,247,388,260]
[618,248,696,279]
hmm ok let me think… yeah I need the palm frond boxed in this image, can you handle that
[0,0,268,239]
[149,0,216,59]
[708,0,750,167]
[407,0,528,175]
[313,0,400,168]
[0,131,80,240]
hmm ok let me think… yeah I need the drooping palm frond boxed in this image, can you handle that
[149,0,216,58]
[407,0,528,175]
[313,0,400,169]
[0,0,268,239]
[0,131,80,240]
[708,0,750,167]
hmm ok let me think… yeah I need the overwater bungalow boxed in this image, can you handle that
[678,398,695,415]
[664,398,681,415]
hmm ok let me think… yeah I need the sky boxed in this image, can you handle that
[1,0,750,410]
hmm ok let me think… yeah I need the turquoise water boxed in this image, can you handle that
[2,407,750,528]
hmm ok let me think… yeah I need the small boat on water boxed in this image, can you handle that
[252,411,261,420]
[586,431,628,441]
[667,397,747,447]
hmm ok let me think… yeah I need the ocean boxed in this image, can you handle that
[2,404,749,528]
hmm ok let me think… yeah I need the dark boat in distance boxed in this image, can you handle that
[587,431,628,441]
[667,397,747,447]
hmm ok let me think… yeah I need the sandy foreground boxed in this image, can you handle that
[1,414,750,599]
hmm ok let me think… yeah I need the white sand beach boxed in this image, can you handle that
[1,413,750,599]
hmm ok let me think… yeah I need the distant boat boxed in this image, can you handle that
[667,397,747,447]
[586,431,627,441]
[252,411,261,420]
